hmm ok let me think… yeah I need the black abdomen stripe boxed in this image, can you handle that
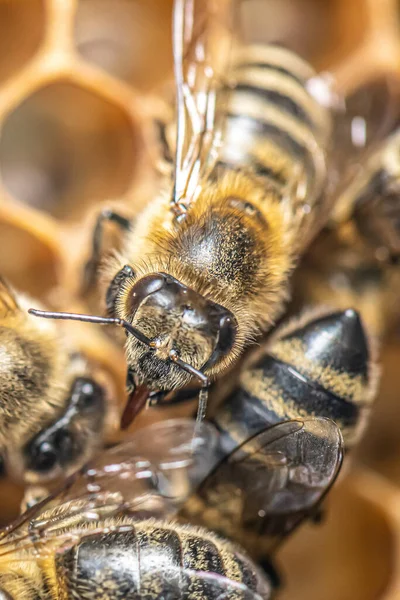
[214,354,360,451]
[234,45,317,84]
[235,83,315,131]
[221,45,329,204]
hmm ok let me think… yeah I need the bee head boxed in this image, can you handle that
[0,279,111,483]
[21,375,107,483]
[124,273,237,389]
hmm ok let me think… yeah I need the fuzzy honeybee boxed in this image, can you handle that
[213,307,379,453]
[0,419,274,600]
[290,125,400,341]
[29,0,337,425]
[180,416,343,570]
[0,277,116,484]
[331,125,400,263]
[2,416,341,599]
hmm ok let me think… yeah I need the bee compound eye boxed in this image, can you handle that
[26,426,76,474]
[75,377,105,411]
[31,441,58,472]
[54,429,74,457]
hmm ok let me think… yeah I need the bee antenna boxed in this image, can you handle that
[28,309,154,348]
[168,349,209,423]
[29,308,210,422]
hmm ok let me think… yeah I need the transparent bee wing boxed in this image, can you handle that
[116,418,220,500]
[308,74,400,225]
[0,458,171,560]
[171,0,235,217]
[182,417,343,555]
[0,419,219,559]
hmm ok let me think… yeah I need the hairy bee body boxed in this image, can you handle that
[332,126,400,261]
[57,519,270,599]
[0,514,271,599]
[213,308,378,451]
[0,279,113,483]
[292,126,400,341]
[179,310,372,562]
[107,44,333,392]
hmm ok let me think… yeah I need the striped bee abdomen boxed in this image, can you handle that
[214,309,377,451]
[55,519,272,599]
[219,45,331,246]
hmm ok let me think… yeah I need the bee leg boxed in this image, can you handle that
[105,264,135,316]
[125,367,136,395]
[82,209,132,295]
[148,390,168,407]
[21,485,49,512]
[196,385,209,423]
[259,558,282,591]
[155,118,174,166]
[309,504,326,525]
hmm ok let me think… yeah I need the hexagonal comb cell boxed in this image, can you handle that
[0,0,45,84]
[238,0,368,67]
[0,204,60,298]
[0,81,138,221]
[279,470,400,600]
[74,0,173,90]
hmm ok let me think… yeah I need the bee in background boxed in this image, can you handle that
[0,277,116,485]
[291,126,400,341]
[330,125,400,264]
[29,0,337,428]
[1,419,275,600]
[213,307,379,453]
[180,417,343,570]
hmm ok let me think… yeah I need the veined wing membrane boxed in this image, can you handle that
[0,419,219,559]
[172,0,235,216]
[181,417,343,556]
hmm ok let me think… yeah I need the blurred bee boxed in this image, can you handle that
[29,0,337,427]
[1,416,341,599]
[331,125,400,263]
[291,126,400,341]
[0,277,116,485]
[180,417,343,568]
[213,307,379,453]
[0,419,274,600]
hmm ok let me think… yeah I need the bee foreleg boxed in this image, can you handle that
[105,264,135,316]
[125,368,136,395]
[82,209,132,295]
[154,118,174,168]
[258,557,282,591]
[309,504,326,525]
[148,390,168,407]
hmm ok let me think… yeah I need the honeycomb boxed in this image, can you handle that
[0,0,400,598]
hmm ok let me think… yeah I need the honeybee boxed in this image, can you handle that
[212,307,379,452]
[331,125,400,263]
[0,277,116,484]
[291,125,400,341]
[0,416,341,599]
[181,417,343,567]
[28,0,341,427]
